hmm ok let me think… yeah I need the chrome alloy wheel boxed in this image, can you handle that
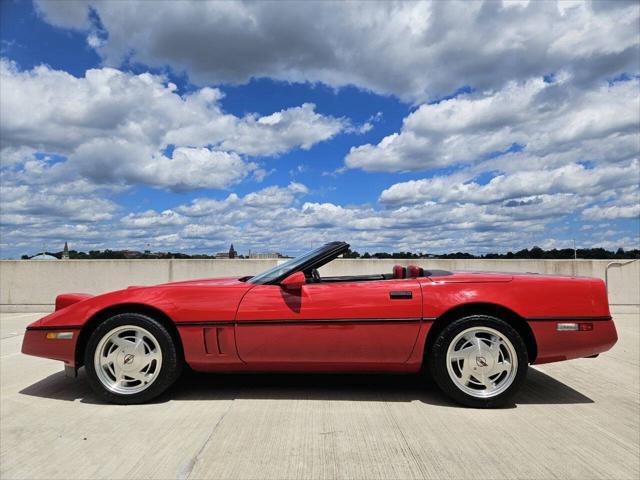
[445,326,518,398]
[94,325,162,395]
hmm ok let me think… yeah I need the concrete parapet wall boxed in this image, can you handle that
[1,258,637,312]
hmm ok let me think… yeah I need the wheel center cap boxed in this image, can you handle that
[475,355,488,367]
[471,347,495,372]
[118,351,137,370]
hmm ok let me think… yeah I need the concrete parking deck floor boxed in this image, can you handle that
[1,312,638,480]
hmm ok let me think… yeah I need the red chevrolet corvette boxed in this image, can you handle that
[22,241,617,407]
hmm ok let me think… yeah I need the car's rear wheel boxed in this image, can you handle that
[84,313,182,404]
[429,315,528,408]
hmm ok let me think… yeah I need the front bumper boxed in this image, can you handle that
[22,327,80,366]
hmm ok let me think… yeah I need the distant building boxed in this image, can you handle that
[62,242,69,260]
[30,253,58,260]
[215,244,238,259]
[249,252,282,259]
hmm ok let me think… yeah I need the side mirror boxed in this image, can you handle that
[280,271,306,291]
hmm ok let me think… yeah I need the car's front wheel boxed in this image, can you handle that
[429,315,528,408]
[84,313,182,404]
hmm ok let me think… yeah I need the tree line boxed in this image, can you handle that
[22,246,639,260]
[342,247,639,259]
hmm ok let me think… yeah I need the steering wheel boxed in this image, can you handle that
[311,268,321,283]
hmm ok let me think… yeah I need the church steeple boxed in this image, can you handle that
[228,243,237,259]
[62,242,69,260]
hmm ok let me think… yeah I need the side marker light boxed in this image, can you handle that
[45,332,74,340]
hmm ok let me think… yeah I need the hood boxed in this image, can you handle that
[155,276,247,287]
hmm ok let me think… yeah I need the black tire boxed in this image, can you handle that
[428,315,528,408]
[84,313,182,405]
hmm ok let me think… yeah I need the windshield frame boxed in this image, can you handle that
[246,241,349,285]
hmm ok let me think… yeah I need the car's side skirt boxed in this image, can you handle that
[175,317,431,327]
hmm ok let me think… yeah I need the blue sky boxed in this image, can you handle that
[0,0,638,258]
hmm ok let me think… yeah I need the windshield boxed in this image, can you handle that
[247,245,329,284]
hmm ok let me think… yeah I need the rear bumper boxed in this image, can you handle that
[531,318,618,364]
[21,327,80,366]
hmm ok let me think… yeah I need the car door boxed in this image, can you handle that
[234,278,423,366]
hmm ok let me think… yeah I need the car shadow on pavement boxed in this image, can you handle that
[20,367,593,408]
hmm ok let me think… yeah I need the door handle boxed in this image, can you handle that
[390,291,412,300]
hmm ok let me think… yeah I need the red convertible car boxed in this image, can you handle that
[22,241,617,407]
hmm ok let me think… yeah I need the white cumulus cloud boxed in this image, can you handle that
[34,0,640,102]
[0,59,350,192]
[346,76,639,172]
